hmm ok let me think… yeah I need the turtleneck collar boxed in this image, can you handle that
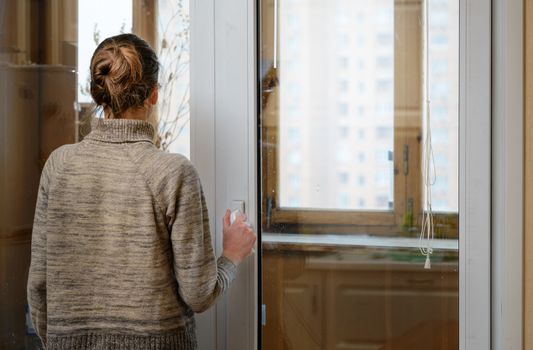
[84,117,155,144]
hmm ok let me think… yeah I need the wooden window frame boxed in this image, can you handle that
[259,0,458,238]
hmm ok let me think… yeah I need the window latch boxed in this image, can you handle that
[403,144,409,176]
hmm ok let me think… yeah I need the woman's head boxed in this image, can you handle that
[90,33,159,118]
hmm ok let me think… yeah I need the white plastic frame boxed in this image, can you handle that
[458,0,492,348]
[491,0,523,348]
[190,0,257,349]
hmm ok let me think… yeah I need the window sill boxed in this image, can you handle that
[262,232,458,251]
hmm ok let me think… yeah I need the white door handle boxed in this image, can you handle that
[229,200,256,254]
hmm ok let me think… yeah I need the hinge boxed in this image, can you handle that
[262,304,267,326]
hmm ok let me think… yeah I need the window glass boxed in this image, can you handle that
[260,0,460,349]
[278,0,394,211]
[425,0,459,212]
[156,0,190,156]
[78,0,133,104]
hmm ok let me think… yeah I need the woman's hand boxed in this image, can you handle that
[222,209,257,265]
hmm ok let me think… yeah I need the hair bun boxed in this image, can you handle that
[98,62,111,76]
[89,34,159,117]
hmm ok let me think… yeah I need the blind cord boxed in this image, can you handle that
[419,0,437,269]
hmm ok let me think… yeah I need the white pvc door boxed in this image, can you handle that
[190,0,490,349]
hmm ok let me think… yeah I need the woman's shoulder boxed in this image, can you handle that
[135,148,202,207]
[43,143,79,172]
[135,146,200,184]
[141,146,193,170]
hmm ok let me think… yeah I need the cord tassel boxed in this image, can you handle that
[419,0,436,269]
[424,254,431,270]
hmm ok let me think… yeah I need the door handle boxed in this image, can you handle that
[230,200,256,254]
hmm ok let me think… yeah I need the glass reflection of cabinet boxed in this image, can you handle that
[0,65,77,349]
[263,249,458,350]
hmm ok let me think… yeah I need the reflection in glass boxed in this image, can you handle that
[278,0,395,211]
[260,0,459,349]
[425,0,459,213]
[156,0,190,155]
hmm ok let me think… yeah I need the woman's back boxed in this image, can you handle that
[28,117,237,349]
[27,33,255,350]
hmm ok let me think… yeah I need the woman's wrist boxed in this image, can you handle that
[222,251,241,265]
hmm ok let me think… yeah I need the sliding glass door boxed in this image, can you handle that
[257,0,489,348]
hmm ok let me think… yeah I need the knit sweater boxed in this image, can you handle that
[27,117,237,350]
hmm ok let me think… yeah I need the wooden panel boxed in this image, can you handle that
[39,67,77,163]
[133,0,157,49]
[282,278,323,349]
[271,209,396,226]
[0,0,31,64]
[326,271,458,350]
[43,0,78,66]
[394,0,423,229]
[524,0,533,347]
[0,238,33,348]
[0,67,40,239]
[262,250,458,350]
[262,253,285,350]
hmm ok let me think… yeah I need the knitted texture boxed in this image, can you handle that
[27,117,237,350]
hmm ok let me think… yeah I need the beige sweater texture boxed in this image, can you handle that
[27,117,237,350]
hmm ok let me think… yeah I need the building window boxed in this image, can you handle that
[288,128,301,143]
[338,103,349,115]
[338,57,349,68]
[338,193,350,208]
[376,126,392,139]
[339,172,350,184]
[338,80,349,91]
[339,126,349,138]
[289,174,301,189]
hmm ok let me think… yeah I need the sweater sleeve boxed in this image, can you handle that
[169,161,237,313]
[27,160,51,346]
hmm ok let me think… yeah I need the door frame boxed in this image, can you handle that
[491,0,524,348]
[190,0,258,349]
[459,0,491,348]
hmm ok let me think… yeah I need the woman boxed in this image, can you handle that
[27,33,256,350]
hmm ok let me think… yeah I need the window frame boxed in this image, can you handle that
[259,0,458,237]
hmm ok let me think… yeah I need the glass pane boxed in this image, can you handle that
[277,0,395,211]
[259,0,460,349]
[156,0,190,156]
[425,0,459,213]
[0,1,190,348]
